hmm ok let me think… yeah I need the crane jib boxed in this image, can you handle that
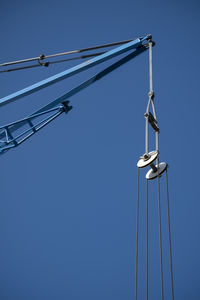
[0,35,150,107]
[0,46,148,152]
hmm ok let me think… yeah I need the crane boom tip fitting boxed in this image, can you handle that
[146,34,152,40]
[145,35,156,46]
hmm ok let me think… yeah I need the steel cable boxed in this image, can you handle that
[0,52,105,73]
[157,158,164,300]
[0,39,133,67]
[146,179,149,300]
[135,168,140,300]
[166,169,174,300]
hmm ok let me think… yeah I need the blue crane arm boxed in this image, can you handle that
[33,46,148,114]
[0,35,151,154]
[0,46,147,139]
[0,35,150,107]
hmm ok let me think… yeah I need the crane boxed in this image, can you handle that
[0,34,174,300]
[0,35,149,154]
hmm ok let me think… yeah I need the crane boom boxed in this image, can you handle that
[0,35,150,107]
[0,35,151,154]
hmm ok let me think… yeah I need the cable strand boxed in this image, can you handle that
[157,157,164,300]
[135,168,140,300]
[0,51,106,73]
[146,179,149,300]
[0,39,133,67]
[166,169,175,300]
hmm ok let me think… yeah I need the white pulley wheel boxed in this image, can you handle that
[146,162,168,180]
[137,150,158,168]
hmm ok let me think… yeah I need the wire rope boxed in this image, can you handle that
[146,179,149,300]
[165,169,174,300]
[157,157,164,300]
[0,39,133,67]
[135,168,140,300]
[0,52,105,73]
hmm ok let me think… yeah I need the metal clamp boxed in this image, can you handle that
[38,54,49,67]
[144,111,160,133]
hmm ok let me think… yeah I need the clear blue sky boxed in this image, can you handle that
[0,0,199,299]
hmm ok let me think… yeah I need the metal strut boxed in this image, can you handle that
[0,101,72,155]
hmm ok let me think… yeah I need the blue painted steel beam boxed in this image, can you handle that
[35,47,148,113]
[0,101,72,154]
[0,106,63,129]
[0,35,150,107]
[0,46,147,140]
